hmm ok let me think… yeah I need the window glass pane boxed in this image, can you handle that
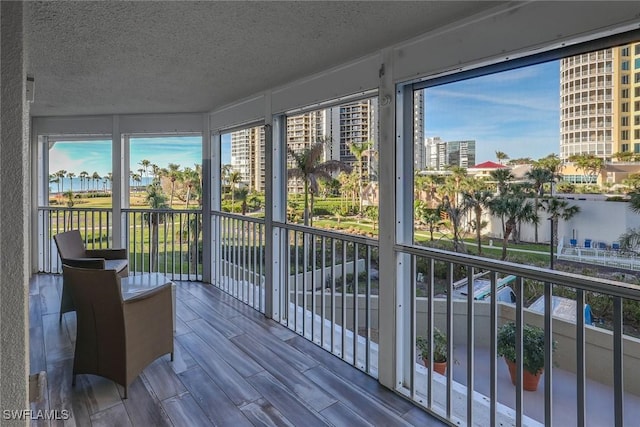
[48,139,112,208]
[220,125,265,216]
[128,136,202,209]
[285,96,379,234]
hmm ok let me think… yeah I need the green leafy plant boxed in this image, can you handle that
[497,322,557,374]
[416,328,447,363]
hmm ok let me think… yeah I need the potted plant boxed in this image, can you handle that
[497,322,557,391]
[416,327,448,375]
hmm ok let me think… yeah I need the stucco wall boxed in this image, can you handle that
[1,1,30,423]
[487,198,640,246]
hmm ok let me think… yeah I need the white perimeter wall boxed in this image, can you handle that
[487,199,640,246]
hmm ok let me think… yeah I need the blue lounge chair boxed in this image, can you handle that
[570,239,577,247]
[612,242,620,251]
[584,239,591,248]
[598,242,606,250]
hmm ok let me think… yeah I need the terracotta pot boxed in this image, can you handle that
[505,358,542,391]
[423,358,447,375]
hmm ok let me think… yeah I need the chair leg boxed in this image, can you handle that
[170,352,174,362]
[72,374,76,387]
[59,312,63,324]
[124,385,128,400]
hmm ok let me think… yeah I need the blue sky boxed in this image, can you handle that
[424,60,560,163]
[49,135,231,176]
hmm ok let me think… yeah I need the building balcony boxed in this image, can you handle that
[33,207,640,426]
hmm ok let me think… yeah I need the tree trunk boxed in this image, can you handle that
[502,221,514,260]
[475,207,482,254]
[533,195,539,243]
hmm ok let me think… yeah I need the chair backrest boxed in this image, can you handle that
[53,230,87,260]
[62,266,126,371]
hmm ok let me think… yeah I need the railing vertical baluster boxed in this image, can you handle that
[341,239,347,360]
[303,231,308,338]
[48,209,53,272]
[490,271,498,426]
[259,223,264,312]
[285,228,291,328]
[331,237,336,354]
[179,213,183,280]
[576,288,585,427]
[253,222,257,308]
[446,262,453,418]
[133,211,137,274]
[410,254,416,398]
[427,258,434,408]
[311,234,317,344]
[98,208,103,249]
[544,279,553,426]
[294,230,299,333]
[234,217,239,297]
[515,276,524,427]
[353,242,359,369]
[321,236,326,349]
[365,245,371,375]
[613,296,624,427]
[163,212,168,275]
[466,265,474,426]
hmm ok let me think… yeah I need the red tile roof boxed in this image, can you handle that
[471,161,507,169]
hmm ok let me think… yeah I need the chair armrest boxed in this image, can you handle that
[86,248,127,260]
[62,258,106,269]
[123,282,172,304]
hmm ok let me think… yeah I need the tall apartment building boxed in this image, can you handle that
[425,138,476,170]
[560,42,640,161]
[230,99,378,194]
[229,127,265,191]
[413,91,425,170]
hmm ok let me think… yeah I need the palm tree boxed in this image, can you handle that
[139,159,151,180]
[488,192,539,260]
[228,171,242,212]
[349,140,373,215]
[525,167,554,243]
[91,172,101,192]
[287,140,352,226]
[145,183,168,272]
[49,174,60,195]
[181,167,200,209]
[167,163,181,208]
[495,151,509,165]
[79,171,89,192]
[55,170,67,194]
[541,197,580,247]
[66,172,76,193]
[489,168,514,195]
[415,201,443,241]
[462,190,493,254]
[439,195,469,253]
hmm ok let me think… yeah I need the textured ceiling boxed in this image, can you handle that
[25,1,503,117]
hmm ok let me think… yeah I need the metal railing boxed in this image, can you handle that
[397,243,640,426]
[38,207,113,273]
[277,222,379,377]
[211,211,266,313]
[37,207,203,281]
[123,208,203,281]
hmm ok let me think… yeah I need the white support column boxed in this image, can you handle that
[112,116,124,248]
[210,128,222,286]
[265,91,284,321]
[0,0,29,413]
[396,83,416,391]
[377,48,398,389]
[201,114,212,283]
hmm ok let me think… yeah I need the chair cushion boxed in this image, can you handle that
[105,259,128,274]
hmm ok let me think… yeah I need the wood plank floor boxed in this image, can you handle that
[29,274,446,427]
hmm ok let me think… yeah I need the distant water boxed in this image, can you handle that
[49,177,153,194]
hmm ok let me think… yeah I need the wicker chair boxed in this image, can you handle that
[53,229,128,322]
[62,266,173,398]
